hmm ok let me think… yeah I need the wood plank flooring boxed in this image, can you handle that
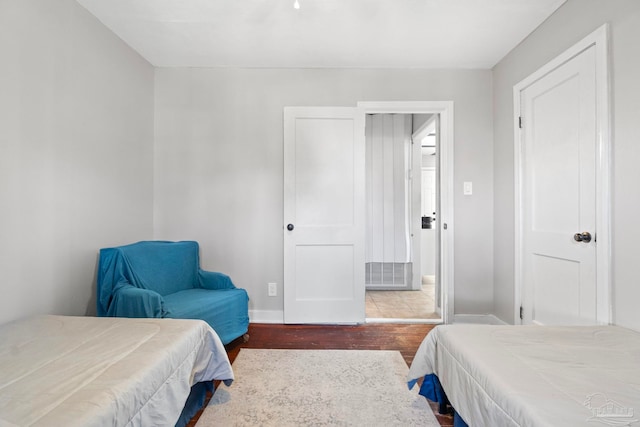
[188,323,453,426]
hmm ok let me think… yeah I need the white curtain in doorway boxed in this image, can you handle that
[365,114,412,287]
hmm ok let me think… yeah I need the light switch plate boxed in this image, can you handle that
[463,181,473,195]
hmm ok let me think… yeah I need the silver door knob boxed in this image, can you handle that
[573,232,592,243]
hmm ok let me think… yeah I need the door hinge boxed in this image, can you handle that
[518,116,523,129]
[519,306,523,320]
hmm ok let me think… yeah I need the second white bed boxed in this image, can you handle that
[407,324,640,426]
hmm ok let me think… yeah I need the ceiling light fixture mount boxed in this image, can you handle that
[293,0,300,10]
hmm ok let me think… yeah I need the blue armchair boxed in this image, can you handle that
[97,240,249,345]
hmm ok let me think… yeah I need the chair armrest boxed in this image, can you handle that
[198,270,236,290]
[108,285,166,318]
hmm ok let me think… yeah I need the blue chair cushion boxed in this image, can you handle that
[163,288,249,345]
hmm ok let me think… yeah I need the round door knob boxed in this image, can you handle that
[573,231,592,243]
[287,224,295,231]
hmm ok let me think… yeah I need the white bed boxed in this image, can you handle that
[0,315,234,427]
[407,324,640,427]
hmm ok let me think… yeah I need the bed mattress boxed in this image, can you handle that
[407,324,640,427]
[0,315,234,427]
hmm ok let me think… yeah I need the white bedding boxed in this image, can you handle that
[408,324,640,427]
[0,315,234,427]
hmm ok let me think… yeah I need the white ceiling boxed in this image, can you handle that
[76,0,566,69]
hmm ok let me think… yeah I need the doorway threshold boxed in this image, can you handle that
[365,317,442,325]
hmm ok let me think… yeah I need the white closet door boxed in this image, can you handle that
[520,45,598,325]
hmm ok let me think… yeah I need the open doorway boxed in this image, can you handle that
[359,101,453,324]
[364,113,441,321]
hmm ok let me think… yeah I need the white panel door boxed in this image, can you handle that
[520,45,598,325]
[283,107,365,324]
[421,168,436,219]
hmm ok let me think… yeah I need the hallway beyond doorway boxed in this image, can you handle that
[366,281,439,320]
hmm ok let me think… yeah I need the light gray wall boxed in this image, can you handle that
[0,0,155,324]
[492,0,640,328]
[154,68,494,318]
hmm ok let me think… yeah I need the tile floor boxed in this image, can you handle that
[365,281,441,320]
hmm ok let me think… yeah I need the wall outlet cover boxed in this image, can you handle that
[268,282,277,297]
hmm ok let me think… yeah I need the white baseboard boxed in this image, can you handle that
[249,311,507,325]
[249,310,284,324]
[453,314,508,325]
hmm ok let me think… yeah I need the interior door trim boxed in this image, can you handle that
[513,24,611,325]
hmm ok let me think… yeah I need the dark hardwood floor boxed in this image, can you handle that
[188,322,453,426]
[227,322,436,366]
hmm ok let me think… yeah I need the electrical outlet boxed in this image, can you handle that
[268,282,277,297]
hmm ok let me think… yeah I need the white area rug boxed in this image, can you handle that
[197,349,438,426]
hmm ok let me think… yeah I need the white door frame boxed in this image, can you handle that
[358,101,454,324]
[513,24,611,325]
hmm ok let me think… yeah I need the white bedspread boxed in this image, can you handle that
[408,324,640,427]
[0,315,234,427]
